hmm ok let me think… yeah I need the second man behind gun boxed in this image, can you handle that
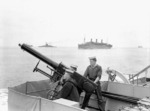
[82,56,105,111]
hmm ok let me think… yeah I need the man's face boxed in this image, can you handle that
[90,59,96,66]
[63,72,70,81]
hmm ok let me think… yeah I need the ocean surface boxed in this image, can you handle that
[0,47,150,89]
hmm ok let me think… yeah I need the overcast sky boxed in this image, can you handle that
[0,0,150,47]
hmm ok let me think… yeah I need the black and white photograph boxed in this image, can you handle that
[0,0,150,111]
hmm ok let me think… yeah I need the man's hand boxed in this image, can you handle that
[94,77,100,84]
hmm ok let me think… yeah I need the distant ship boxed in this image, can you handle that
[39,43,55,47]
[78,38,112,49]
[138,46,143,48]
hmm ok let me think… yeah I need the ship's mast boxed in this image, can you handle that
[84,37,86,43]
[91,38,93,42]
[83,34,86,43]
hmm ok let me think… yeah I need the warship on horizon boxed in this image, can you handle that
[39,43,55,47]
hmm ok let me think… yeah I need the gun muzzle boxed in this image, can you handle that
[19,43,59,69]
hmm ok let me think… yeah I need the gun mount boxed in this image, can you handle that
[18,43,141,109]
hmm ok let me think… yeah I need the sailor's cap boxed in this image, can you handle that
[70,65,78,69]
[89,56,97,61]
[65,68,74,74]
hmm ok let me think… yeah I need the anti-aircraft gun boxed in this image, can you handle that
[19,44,97,93]
[19,44,141,110]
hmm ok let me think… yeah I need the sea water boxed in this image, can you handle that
[0,47,150,89]
[0,47,150,110]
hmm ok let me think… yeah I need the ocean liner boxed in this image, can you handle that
[78,38,112,49]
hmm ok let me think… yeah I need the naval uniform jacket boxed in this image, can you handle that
[84,64,102,81]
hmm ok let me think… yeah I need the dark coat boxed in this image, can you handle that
[58,81,80,102]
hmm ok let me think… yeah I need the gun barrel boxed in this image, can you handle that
[19,43,97,90]
[19,43,59,69]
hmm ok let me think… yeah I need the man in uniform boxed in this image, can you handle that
[56,69,80,102]
[82,56,105,111]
